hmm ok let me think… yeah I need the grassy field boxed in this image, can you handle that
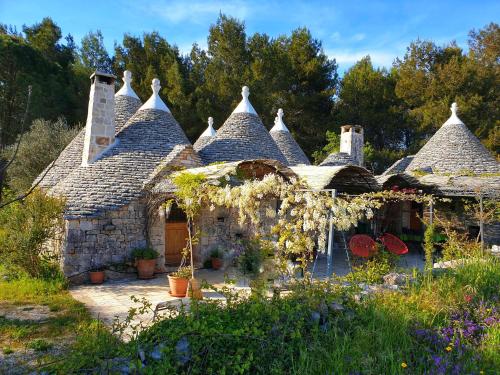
[0,275,118,373]
[1,258,499,374]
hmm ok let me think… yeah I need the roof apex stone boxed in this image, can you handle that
[270,108,289,132]
[139,78,170,112]
[443,102,464,126]
[200,117,216,137]
[232,86,257,115]
[115,70,140,99]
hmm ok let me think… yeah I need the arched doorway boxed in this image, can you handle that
[165,204,188,266]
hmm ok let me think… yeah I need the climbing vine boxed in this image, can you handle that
[168,170,436,279]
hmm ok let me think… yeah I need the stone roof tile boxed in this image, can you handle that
[50,109,193,218]
[406,103,498,174]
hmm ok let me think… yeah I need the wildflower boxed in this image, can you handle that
[445,346,452,352]
[401,362,408,368]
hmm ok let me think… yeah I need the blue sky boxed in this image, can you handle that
[1,0,498,74]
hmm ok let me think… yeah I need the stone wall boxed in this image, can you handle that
[61,145,202,283]
[62,200,149,283]
[194,200,278,264]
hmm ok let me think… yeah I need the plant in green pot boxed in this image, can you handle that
[168,266,191,297]
[131,248,158,279]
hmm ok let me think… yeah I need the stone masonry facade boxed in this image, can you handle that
[62,146,202,283]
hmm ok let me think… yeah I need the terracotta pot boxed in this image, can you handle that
[168,275,189,297]
[211,257,223,270]
[137,259,156,279]
[89,271,105,284]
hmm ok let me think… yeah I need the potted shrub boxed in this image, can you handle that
[132,248,158,279]
[168,266,191,297]
[210,247,224,270]
[89,266,106,284]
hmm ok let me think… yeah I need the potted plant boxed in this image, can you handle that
[132,247,158,279]
[168,266,191,297]
[89,266,106,284]
[210,247,224,270]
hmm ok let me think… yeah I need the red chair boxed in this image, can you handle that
[349,234,378,258]
[380,233,409,255]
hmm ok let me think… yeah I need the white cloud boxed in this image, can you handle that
[351,33,365,42]
[148,0,252,24]
[331,31,341,41]
[326,49,398,70]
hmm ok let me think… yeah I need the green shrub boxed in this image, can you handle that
[27,338,52,352]
[2,118,79,193]
[131,247,158,260]
[0,189,66,278]
[170,266,192,279]
[423,224,437,271]
[237,238,273,277]
[441,231,482,261]
[210,247,224,258]
[346,245,398,284]
[2,346,13,355]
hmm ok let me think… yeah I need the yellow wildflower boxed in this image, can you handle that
[401,362,408,368]
[445,346,452,352]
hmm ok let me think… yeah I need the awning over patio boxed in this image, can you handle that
[291,165,380,194]
[152,159,297,193]
[377,173,500,198]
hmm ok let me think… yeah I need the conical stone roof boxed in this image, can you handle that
[406,103,498,174]
[194,117,216,151]
[197,86,288,165]
[39,70,143,189]
[115,71,142,132]
[320,152,355,167]
[47,79,194,217]
[270,109,310,165]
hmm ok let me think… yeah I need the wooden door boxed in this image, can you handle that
[165,222,188,265]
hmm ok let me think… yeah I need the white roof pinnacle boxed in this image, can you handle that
[115,70,140,99]
[443,102,464,126]
[200,116,216,137]
[139,78,170,112]
[270,108,289,132]
[232,86,257,115]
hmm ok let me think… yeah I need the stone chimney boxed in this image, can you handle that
[82,71,116,165]
[340,125,364,166]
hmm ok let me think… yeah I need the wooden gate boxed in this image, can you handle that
[165,222,188,266]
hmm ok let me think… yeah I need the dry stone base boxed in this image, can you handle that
[62,200,151,283]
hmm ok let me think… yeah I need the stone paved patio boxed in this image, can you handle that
[70,249,425,336]
[69,269,234,330]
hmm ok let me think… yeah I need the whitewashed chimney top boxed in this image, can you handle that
[270,108,289,132]
[115,70,140,99]
[443,102,464,126]
[200,116,216,137]
[232,86,257,115]
[139,78,171,112]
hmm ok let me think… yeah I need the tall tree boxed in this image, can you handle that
[80,30,112,73]
[394,29,499,153]
[114,31,195,135]
[335,56,406,150]
[0,18,86,150]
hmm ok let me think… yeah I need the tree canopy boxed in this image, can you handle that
[0,16,498,183]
